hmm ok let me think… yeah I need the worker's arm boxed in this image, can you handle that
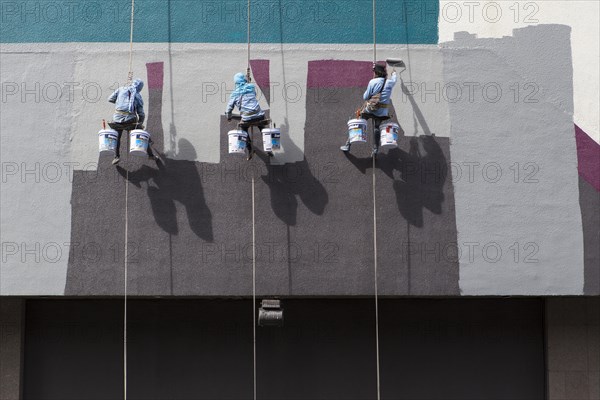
[363,79,375,101]
[108,88,119,103]
[135,95,145,124]
[387,71,398,88]
[226,95,238,114]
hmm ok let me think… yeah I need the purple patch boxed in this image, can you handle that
[575,124,600,191]
[250,59,270,96]
[146,62,164,90]
[307,60,385,88]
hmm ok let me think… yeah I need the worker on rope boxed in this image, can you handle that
[340,63,397,156]
[108,78,156,165]
[226,72,267,160]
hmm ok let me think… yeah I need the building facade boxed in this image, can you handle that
[1,1,598,399]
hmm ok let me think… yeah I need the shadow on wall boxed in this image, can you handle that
[117,61,213,241]
[256,118,328,226]
[343,78,447,228]
[383,138,446,228]
[116,138,213,241]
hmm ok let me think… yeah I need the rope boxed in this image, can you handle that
[246,0,251,80]
[372,0,376,63]
[372,155,381,400]
[372,1,381,398]
[124,169,129,400]
[127,0,135,85]
[247,2,256,398]
[251,176,257,400]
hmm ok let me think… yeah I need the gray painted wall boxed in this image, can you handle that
[444,26,584,295]
[1,26,596,296]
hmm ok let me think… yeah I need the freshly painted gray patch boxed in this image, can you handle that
[376,136,460,295]
[0,53,75,295]
[65,81,459,295]
[444,26,584,295]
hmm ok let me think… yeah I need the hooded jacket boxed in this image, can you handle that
[363,72,397,117]
[108,79,145,124]
[226,73,265,122]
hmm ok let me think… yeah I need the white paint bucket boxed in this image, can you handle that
[129,130,151,156]
[380,122,400,147]
[228,130,248,154]
[262,128,281,152]
[98,129,118,154]
[347,119,367,144]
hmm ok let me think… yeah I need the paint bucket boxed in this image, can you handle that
[98,129,118,154]
[347,119,367,144]
[228,130,248,154]
[380,122,400,147]
[129,130,151,156]
[262,128,281,152]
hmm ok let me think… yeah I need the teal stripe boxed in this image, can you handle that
[1,0,438,44]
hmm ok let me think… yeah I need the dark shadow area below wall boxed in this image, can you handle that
[23,298,545,400]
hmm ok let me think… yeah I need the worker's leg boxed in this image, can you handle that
[340,138,351,152]
[372,119,382,156]
[146,139,156,159]
[246,128,254,160]
[112,129,123,164]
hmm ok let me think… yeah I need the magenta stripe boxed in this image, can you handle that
[575,124,600,191]
[146,62,164,90]
[307,60,378,88]
[250,59,270,92]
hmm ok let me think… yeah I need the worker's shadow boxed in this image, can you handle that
[255,119,328,226]
[379,137,447,227]
[382,80,447,227]
[117,139,213,241]
[343,80,447,227]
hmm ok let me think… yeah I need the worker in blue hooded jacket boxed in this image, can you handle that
[341,64,397,156]
[108,79,156,165]
[226,73,267,159]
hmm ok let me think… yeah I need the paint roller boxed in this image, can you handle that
[386,58,406,73]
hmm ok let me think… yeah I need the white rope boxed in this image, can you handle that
[247,2,256,398]
[372,0,377,63]
[247,0,251,79]
[372,2,381,398]
[372,155,381,400]
[251,175,257,400]
[123,1,134,396]
[127,0,135,85]
[124,168,129,400]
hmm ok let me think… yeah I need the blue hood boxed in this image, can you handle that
[230,73,255,99]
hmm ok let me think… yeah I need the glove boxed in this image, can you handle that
[226,111,232,121]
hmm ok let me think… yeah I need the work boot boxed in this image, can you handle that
[112,157,120,165]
